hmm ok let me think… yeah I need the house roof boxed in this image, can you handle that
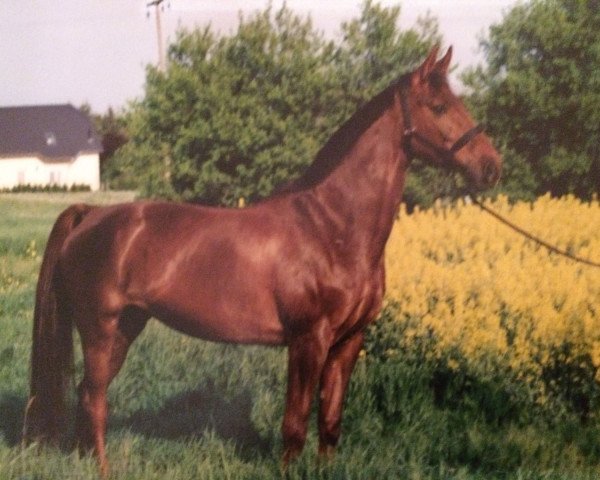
[0,104,102,160]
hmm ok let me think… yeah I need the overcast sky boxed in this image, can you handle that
[0,0,517,113]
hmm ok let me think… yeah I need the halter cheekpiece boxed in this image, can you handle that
[398,76,483,163]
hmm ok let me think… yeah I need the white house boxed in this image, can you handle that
[0,104,102,191]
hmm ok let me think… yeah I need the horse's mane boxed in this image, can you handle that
[287,75,409,192]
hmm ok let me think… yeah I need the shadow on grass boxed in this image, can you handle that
[0,385,270,459]
[112,381,271,459]
[0,392,26,446]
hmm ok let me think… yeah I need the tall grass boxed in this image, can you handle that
[1,193,600,479]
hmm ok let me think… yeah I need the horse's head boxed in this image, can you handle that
[400,46,502,190]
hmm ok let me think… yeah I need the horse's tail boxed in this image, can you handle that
[23,203,95,445]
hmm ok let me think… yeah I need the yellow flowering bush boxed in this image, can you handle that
[383,194,600,413]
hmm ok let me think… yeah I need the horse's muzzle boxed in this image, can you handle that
[480,156,501,189]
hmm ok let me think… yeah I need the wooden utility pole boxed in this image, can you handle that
[147,0,166,72]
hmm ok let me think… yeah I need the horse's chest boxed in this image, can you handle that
[275,262,378,340]
[324,277,382,336]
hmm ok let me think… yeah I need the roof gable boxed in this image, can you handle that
[0,104,102,159]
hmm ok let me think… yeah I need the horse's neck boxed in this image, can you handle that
[303,104,408,267]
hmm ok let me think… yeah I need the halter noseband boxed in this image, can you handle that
[399,77,483,163]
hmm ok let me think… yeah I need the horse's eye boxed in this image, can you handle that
[431,104,448,115]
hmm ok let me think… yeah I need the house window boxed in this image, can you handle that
[49,171,61,185]
[45,132,57,146]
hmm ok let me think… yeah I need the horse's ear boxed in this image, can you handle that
[416,44,440,84]
[435,46,453,75]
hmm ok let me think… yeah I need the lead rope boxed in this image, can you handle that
[398,76,600,269]
[468,194,600,269]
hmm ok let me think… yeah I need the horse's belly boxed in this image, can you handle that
[148,298,285,346]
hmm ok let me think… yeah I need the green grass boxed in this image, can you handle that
[1,192,600,479]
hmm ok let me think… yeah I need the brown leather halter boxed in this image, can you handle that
[399,76,484,163]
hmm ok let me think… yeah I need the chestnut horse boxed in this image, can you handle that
[24,46,501,474]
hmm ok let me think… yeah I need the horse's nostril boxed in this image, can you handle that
[483,159,499,186]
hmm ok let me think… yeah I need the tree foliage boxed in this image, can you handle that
[115,1,439,205]
[463,0,600,200]
[80,105,129,189]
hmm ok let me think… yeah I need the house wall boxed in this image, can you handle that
[0,153,100,191]
[65,154,100,190]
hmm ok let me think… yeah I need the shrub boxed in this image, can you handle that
[379,194,600,420]
[0,183,91,193]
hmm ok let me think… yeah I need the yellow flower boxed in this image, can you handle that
[384,195,600,397]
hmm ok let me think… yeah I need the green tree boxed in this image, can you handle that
[95,109,129,189]
[463,0,600,200]
[116,1,439,206]
[80,105,130,189]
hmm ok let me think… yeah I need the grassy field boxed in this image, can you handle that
[1,192,600,479]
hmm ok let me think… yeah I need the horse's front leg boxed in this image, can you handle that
[282,320,332,465]
[317,331,364,458]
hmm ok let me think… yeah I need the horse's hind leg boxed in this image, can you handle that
[75,307,148,475]
[75,314,118,476]
[107,307,148,381]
